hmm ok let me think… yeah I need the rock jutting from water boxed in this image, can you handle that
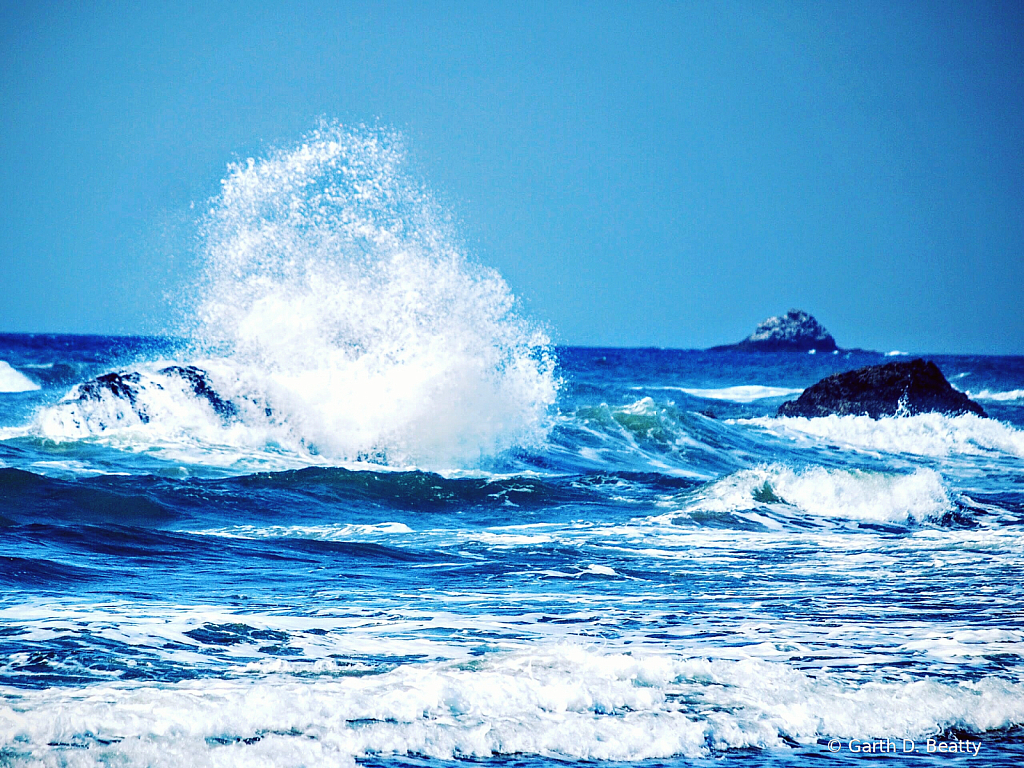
[777,358,987,418]
[711,309,839,353]
[70,365,239,424]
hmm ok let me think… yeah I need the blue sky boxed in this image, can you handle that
[1,1,1022,352]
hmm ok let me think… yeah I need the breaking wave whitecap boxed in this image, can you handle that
[35,124,558,470]
[675,464,955,524]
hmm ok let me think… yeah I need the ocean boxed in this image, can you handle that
[2,337,1023,767]
[2,125,1023,766]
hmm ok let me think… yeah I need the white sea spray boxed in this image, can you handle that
[34,124,558,470]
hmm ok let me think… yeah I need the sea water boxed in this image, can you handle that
[1,124,1023,766]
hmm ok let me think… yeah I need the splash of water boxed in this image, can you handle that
[181,123,558,468]
[28,123,555,470]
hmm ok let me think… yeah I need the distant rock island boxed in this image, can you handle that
[710,309,839,353]
[777,358,987,419]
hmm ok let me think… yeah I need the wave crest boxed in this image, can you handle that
[677,464,954,524]
[0,361,39,393]
[969,388,1024,403]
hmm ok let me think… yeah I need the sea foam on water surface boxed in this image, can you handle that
[675,385,804,403]
[2,647,1022,766]
[738,413,1024,458]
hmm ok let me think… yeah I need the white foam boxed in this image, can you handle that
[32,124,559,471]
[0,426,32,441]
[28,460,129,478]
[738,413,1024,458]
[467,530,558,546]
[968,388,1024,403]
[675,465,954,523]
[33,363,311,472]
[1,647,1021,765]
[676,385,804,403]
[191,522,414,539]
[900,630,1024,661]
[581,563,618,576]
[0,361,39,393]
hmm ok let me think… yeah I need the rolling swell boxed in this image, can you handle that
[0,556,102,587]
[0,459,1001,536]
[0,457,1006,601]
[0,463,696,529]
[0,468,175,526]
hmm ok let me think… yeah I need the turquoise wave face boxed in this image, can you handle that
[2,335,1024,766]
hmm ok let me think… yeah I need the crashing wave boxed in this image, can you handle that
[674,464,955,524]
[34,123,558,470]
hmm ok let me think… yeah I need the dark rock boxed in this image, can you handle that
[77,371,143,405]
[710,309,838,352]
[75,372,149,423]
[158,365,237,419]
[71,366,238,423]
[739,309,837,352]
[777,359,986,418]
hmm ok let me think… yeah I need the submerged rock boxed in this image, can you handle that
[712,309,838,353]
[777,359,987,418]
